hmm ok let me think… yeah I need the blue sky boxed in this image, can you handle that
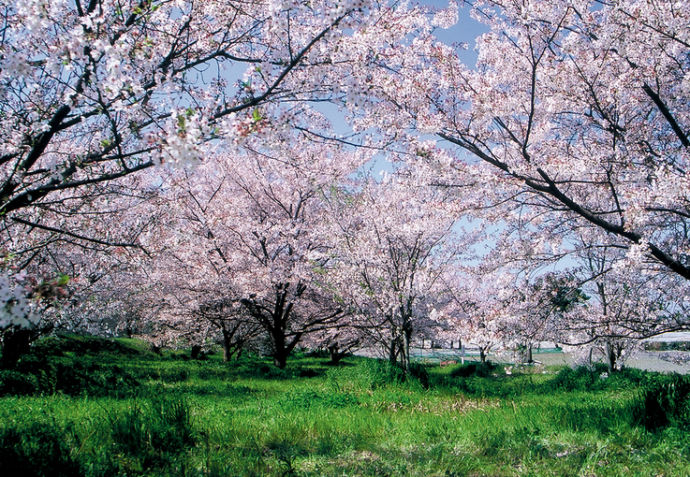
[426,0,489,68]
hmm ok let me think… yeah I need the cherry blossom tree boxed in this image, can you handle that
[439,268,514,364]
[303,326,362,365]
[196,297,263,361]
[335,0,689,283]
[0,0,389,276]
[6,0,687,363]
[439,266,573,364]
[329,172,464,372]
[0,0,373,218]
[0,181,155,364]
[148,129,368,368]
[553,241,690,371]
[509,273,588,363]
[59,250,163,338]
[0,271,54,367]
[0,0,384,350]
[143,244,266,360]
[446,0,690,281]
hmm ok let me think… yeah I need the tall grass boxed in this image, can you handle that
[0,335,689,476]
[0,420,82,477]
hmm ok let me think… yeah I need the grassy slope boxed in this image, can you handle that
[1,336,689,476]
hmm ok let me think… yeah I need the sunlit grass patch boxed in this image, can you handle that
[1,336,690,476]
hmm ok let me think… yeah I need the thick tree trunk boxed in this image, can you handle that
[222,344,232,362]
[328,344,342,365]
[606,342,617,373]
[221,327,234,362]
[273,353,288,369]
[479,347,487,364]
[272,328,288,368]
[240,286,306,369]
[389,339,398,366]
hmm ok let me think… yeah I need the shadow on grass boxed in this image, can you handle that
[151,382,255,398]
[224,360,334,381]
[128,355,338,385]
[426,361,647,399]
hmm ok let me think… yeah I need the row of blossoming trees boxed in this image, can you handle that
[0,0,688,371]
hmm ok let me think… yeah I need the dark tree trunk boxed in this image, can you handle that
[240,284,311,369]
[389,339,398,366]
[479,347,487,364]
[222,342,232,362]
[328,344,342,365]
[240,292,293,369]
[271,326,289,369]
[221,326,234,362]
[606,342,618,373]
[1,328,34,369]
[273,352,288,369]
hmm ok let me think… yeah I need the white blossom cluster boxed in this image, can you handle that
[0,273,39,330]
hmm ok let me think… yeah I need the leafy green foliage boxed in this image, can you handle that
[450,360,499,378]
[0,369,38,395]
[277,390,359,410]
[551,364,609,391]
[636,373,690,430]
[327,358,413,391]
[54,360,140,397]
[1,352,140,398]
[0,336,689,476]
[0,421,82,477]
[30,334,154,357]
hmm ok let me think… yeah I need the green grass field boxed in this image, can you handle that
[1,335,689,476]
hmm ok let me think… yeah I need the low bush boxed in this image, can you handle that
[0,354,140,398]
[0,421,82,477]
[635,373,690,431]
[55,361,140,397]
[351,359,407,389]
[450,361,498,378]
[31,334,148,358]
[0,370,38,396]
[26,336,67,357]
[409,362,430,389]
[550,365,608,391]
[16,355,58,394]
[327,359,432,392]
